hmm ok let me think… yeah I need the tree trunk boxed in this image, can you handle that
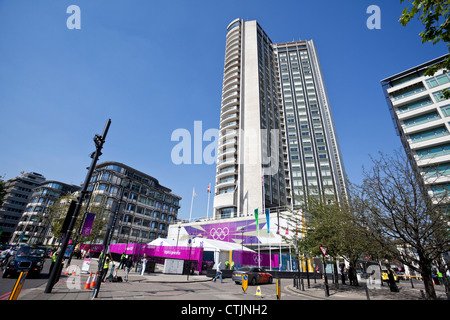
[437,261,450,300]
[420,261,437,300]
[333,260,339,289]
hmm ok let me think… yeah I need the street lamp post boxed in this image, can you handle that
[45,119,111,294]
[92,177,130,299]
[176,224,181,247]
[65,190,93,267]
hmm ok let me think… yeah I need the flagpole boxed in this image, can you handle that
[206,183,211,219]
[189,187,195,222]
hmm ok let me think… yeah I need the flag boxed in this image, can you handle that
[265,209,270,233]
[193,188,197,197]
[81,213,95,236]
[261,175,264,185]
[207,184,211,193]
[254,208,259,230]
[285,223,289,235]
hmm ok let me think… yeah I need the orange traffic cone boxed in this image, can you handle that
[90,271,97,289]
[84,272,92,290]
[64,265,70,275]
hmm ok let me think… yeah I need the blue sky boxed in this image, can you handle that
[0,0,447,221]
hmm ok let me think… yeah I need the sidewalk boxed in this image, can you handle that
[285,278,449,300]
[16,258,449,300]
[17,258,211,300]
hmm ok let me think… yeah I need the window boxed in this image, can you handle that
[433,90,450,102]
[409,126,449,142]
[397,97,433,113]
[391,83,425,101]
[422,162,450,178]
[426,73,450,88]
[441,104,450,117]
[403,111,440,127]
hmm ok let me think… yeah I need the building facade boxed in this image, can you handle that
[0,172,45,243]
[12,181,81,245]
[213,19,348,219]
[381,54,450,199]
[274,40,348,207]
[88,161,181,244]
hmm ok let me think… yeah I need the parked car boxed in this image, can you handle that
[2,245,46,278]
[232,267,273,285]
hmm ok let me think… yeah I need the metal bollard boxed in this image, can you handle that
[365,286,370,300]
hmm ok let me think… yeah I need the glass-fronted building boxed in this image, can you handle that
[275,41,347,207]
[213,19,348,219]
[88,161,181,244]
[0,172,46,243]
[12,181,81,245]
[381,54,450,199]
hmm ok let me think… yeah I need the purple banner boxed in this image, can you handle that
[183,220,268,244]
[81,213,95,235]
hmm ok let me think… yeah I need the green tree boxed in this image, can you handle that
[281,191,381,288]
[400,0,450,95]
[47,193,107,245]
[0,177,6,208]
[357,149,450,300]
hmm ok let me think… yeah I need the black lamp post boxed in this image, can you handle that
[92,176,130,299]
[45,119,110,294]
[176,224,181,247]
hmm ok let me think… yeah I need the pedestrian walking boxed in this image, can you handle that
[213,261,223,283]
[49,249,58,274]
[140,254,147,276]
[101,256,111,282]
[124,256,133,282]
[340,264,346,285]
[118,252,126,269]
[348,265,355,286]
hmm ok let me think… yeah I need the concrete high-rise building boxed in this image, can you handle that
[0,172,45,243]
[381,54,450,199]
[213,19,348,220]
[12,180,81,245]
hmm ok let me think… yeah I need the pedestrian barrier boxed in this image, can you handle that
[84,272,92,290]
[90,271,97,289]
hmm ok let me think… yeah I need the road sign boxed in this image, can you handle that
[256,286,262,297]
[319,246,328,256]
[242,274,248,293]
[9,271,28,300]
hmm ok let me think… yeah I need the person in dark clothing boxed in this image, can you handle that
[124,256,133,282]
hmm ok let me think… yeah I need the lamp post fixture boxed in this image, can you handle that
[176,223,181,247]
[45,119,110,294]
[92,176,130,299]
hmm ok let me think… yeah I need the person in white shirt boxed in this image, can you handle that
[213,261,223,283]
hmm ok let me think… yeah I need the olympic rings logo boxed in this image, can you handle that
[209,227,229,240]
[253,254,261,263]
